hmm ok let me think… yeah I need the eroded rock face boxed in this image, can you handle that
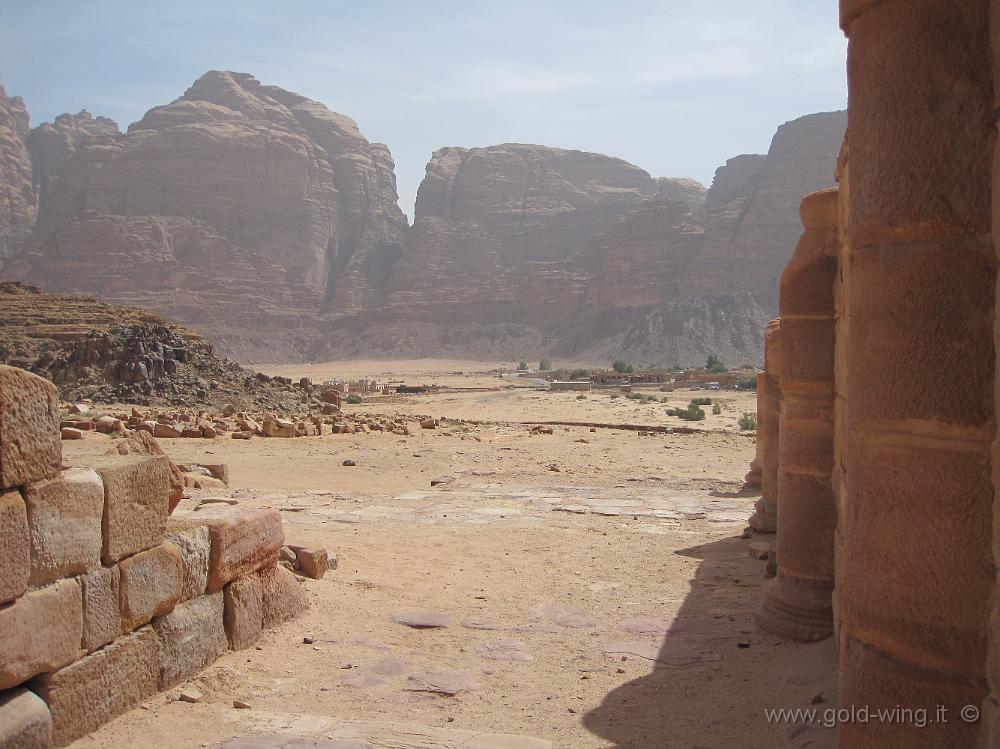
[0,86,36,265]
[689,111,847,305]
[0,72,844,365]
[8,71,406,361]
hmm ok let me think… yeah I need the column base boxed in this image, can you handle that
[756,572,832,641]
[748,497,777,533]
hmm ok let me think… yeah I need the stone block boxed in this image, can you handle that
[0,579,83,690]
[0,488,29,604]
[80,566,120,652]
[153,592,227,688]
[290,545,328,579]
[31,627,159,747]
[0,687,51,749]
[841,436,992,676]
[165,519,210,601]
[118,542,183,632]
[23,468,104,587]
[0,365,61,491]
[195,506,284,592]
[94,455,170,564]
[223,573,264,650]
[261,564,308,629]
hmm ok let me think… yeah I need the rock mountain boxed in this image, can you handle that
[0,72,845,365]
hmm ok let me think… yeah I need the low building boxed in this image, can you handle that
[550,380,592,392]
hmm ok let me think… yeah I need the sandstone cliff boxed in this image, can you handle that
[0,73,844,366]
[7,72,406,360]
[690,111,847,305]
[0,86,35,264]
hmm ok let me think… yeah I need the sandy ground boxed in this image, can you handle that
[60,363,836,749]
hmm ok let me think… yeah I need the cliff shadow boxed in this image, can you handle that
[581,534,837,748]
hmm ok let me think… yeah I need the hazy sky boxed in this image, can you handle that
[1,1,847,220]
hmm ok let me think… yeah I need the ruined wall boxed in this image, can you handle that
[0,365,307,748]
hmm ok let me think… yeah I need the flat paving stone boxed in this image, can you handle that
[403,668,480,696]
[370,656,411,676]
[475,639,533,662]
[533,602,601,628]
[390,611,452,628]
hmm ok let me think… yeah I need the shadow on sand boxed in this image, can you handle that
[581,534,837,748]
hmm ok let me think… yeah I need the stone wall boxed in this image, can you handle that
[0,365,307,748]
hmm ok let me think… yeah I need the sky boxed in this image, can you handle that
[0,1,847,221]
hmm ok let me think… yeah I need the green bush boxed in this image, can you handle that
[738,412,758,430]
[667,403,706,421]
[569,368,588,381]
[705,354,728,373]
[736,377,758,391]
[690,396,713,406]
[612,360,634,373]
[346,394,362,405]
[518,360,528,370]
[539,358,552,371]
[712,403,722,415]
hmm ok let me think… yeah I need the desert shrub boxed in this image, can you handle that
[736,377,758,391]
[684,404,706,421]
[569,368,588,381]
[667,403,706,421]
[712,403,722,415]
[346,394,362,405]
[739,412,758,430]
[626,392,643,400]
[609,393,619,399]
[539,358,552,371]
[690,396,713,406]
[576,394,587,400]
[518,360,528,370]
[612,360,634,373]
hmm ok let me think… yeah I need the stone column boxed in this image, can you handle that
[839,1,995,747]
[983,1,1000,744]
[755,189,838,642]
[749,320,781,533]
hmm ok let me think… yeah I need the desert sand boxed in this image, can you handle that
[59,361,833,749]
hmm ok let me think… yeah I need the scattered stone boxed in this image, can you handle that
[602,639,722,667]
[403,669,479,696]
[60,427,84,440]
[233,700,251,709]
[179,689,203,703]
[342,460,356,467]
[419,418,436,429]
[339,671,387,689]
[748,541,771,560]
[475,639,533,662]
[460,618,506,631]
[370,656,411,676]
[391,611,452,629]
[533,603,600,628]
[290,546,329,579]
[430,475,455,487]
[618,617,672,637]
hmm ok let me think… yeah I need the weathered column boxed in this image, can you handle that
[749,319,781,533]
[982,1,1000,744]
[839,1,995,747]
[756,188,838,642]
